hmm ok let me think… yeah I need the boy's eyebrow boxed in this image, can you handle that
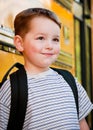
[35,33,60,37]
[53,35,60,37]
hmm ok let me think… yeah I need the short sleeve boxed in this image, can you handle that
[75,78,93,121]
[0,80,11,130]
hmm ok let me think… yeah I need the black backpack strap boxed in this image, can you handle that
[0,62,23,87]
[7,66,28,130]
[52,68,79,118]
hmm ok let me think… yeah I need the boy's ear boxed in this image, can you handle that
[14,35,24,52]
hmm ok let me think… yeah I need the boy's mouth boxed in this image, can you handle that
[42,53,54,56]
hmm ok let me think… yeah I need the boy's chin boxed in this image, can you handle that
[43,60,56,67]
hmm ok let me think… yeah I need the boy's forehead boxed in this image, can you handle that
[29,16,60,34]
[30,16,60,28]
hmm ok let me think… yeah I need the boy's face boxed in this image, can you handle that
[15,16,60,72]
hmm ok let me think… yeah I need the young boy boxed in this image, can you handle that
[0,8,93,130]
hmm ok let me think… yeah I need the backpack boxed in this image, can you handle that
[0,62,79,130]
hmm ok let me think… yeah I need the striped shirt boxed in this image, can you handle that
[0,68,93,130]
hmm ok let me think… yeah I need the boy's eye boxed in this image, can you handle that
[37,36,44,40]
[53,38,59,42]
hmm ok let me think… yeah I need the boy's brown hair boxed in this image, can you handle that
[14,8,61,38]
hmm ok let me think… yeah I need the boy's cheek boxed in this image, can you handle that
[55,48,60,54]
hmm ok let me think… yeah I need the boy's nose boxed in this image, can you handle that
[45,41,53,49]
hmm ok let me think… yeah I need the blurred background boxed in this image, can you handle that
[0,0,93,128]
